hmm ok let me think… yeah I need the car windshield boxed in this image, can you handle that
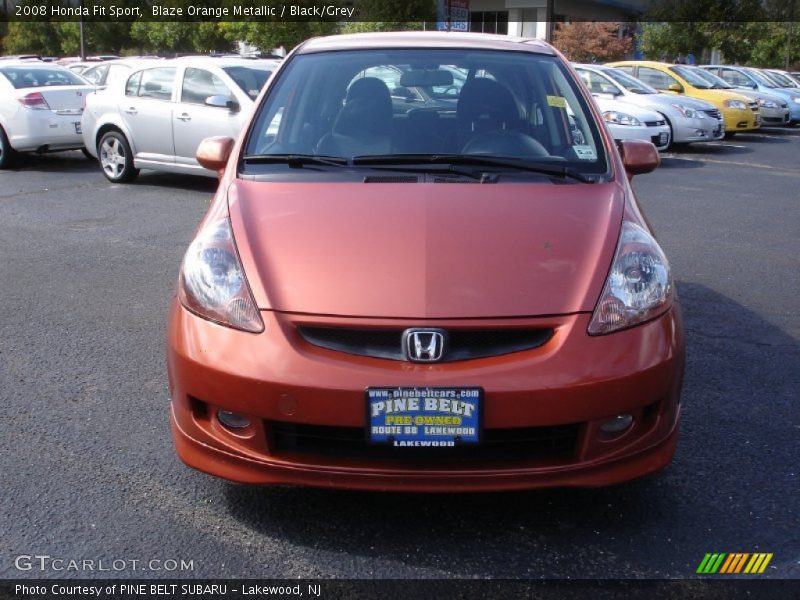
[223,66,273,100]
[599,67,657,94]
[669,65,712,89]
[692,68,734,89]
[0,66,85,89]
[244,49,608,177]
[743,68,777,88]
[763,70,796,88]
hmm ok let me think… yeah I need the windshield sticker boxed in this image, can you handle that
[573,145,597,160]
[547,95,568,108]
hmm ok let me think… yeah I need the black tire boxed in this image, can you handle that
[98,130,139,183]
[724,131,736,139]
[0,125,16,169]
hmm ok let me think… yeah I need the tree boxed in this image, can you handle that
[219,21,340,54]
[552,22,633,63]
[638,22,708,62]
[129,22,231,55]
[3,21,62,56]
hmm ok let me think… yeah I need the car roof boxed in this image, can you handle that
[296,31,554,56]
[607,61,671,68]
[167,56,281,69]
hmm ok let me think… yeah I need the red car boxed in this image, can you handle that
[167,32,684,491]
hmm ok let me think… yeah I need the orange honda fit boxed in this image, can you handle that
[167,32,684,492]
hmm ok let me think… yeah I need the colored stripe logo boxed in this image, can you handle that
[696,553,773,574]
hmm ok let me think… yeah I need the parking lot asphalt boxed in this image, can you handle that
[0,130,798,580]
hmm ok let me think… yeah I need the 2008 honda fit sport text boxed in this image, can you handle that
[166,32,685,491]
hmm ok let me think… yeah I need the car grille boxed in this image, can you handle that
[268,421,580,464]
[297,326,553,362]
[702,108,722,120]
[645,119,666,127]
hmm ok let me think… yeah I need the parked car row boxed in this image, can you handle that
[0,56,280,174]
[0,51,797,180]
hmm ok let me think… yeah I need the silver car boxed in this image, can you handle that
[82,57,279,182]
[692,67,790,126]
[575,64,724,145]
[0,61,94,168]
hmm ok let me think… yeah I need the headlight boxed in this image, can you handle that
[588,222,673,335]
[758,99,778,108]
[671,103,697,118]
[724,99,747,110]
[603,111,642,126]
[791,96,800,104]
[179,218,264,333]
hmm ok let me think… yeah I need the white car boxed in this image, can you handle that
[82,57,279,182]
[0,61,95,168]
[590,94,672,151]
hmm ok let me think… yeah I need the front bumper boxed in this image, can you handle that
[167,299,685,491]
[759,106,791,125]
[671,115,724,143]
[722,107,760,132]
[609,123,671,150]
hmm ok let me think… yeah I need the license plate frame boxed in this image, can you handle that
[366,387,483,447]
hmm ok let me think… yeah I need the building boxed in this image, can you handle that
[439,0,648,39]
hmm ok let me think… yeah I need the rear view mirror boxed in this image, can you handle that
[668,82,684,93]
[399,69,454,88]
[196,136,234,175]
[618,139,659,179]
[600,84,620,96]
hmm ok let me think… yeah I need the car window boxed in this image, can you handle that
[636,67,677,91]
[576,69,617,95]
[720,69,750,87]
[0,66,86,89]
[106,64,131,87]
[222,66,272,100]
[613,66,636,76]
[125,71,142,96]
[601,68,657,94]
[181,67,232,105]
[136,67,176,101]
[81,65,107,85]
[245,48,608,175]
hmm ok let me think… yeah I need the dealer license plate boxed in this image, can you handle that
[367,387,481,447]
[659,132,669,145]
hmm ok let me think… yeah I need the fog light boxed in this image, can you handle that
[600,414,633,434]
[217,410,250,429]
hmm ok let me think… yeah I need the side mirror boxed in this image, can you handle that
[196,136,234,175]
[205,95,239,112]
[618,139,659,179]
[668,82,684,93]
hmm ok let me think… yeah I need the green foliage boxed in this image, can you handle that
[129,22,232,54]
[219,21,339,53]
[638,22,708,61]
[3,21,62,56]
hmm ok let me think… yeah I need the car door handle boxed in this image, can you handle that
[124,107,137,115]
[177,113,191,122]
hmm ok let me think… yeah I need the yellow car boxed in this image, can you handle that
[606,61,760,135]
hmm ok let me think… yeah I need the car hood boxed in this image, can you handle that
[592,96,663,120]
[228,180,624,318]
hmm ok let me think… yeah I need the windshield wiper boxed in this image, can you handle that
[353,154,598,183]
[242,154,349,168]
